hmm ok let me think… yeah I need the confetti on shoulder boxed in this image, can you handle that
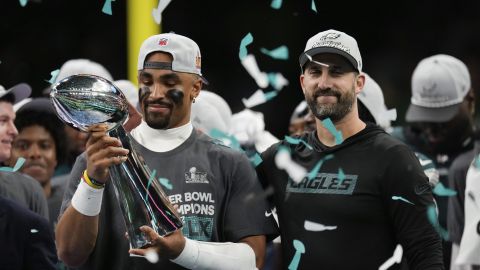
[391,196,414,205]
[0,157,26,172]
[159,178,173,190]
[321,118,343,145]
[284,135,313,150]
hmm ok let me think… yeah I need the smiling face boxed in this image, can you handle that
[300,53,364,123]
[138,52,202,129]
[0,101,18,162]
[9,125,57,186]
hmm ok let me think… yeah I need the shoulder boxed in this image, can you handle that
[194,130,248,159]
[0,196,46,225]
[0,171,43,191]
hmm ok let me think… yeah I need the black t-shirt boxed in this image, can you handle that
[59,129,278,270]
[257,124,444,270]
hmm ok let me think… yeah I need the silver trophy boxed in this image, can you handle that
[50,74,183,248]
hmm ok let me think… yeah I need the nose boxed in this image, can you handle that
[7,120,18,137]
[316,68,333,90]
[148,83,167,99]
[28,143,42,159]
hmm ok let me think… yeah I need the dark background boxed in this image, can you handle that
[1,0,480,137]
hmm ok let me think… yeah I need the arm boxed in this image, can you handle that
[383,145,444,270]
[55,124,129,267]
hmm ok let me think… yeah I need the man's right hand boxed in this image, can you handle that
[85,124,129,182]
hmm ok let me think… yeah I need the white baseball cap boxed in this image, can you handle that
[299,29,362,72]
[0,83,32,105]
[137,33,204,78]
[357,73,397,129]
[55,59,113,83]
[406,54,470,122]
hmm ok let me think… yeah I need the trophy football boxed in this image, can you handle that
[50,74,183,248]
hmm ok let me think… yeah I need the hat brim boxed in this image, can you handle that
[405,103,460,123]
[299,47,359,72]
[2,83,32,105]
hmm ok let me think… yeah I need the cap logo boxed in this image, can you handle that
[158,38,168,46]
[323,33,341,39]
[195,54,201,69]
[310,33,351,54]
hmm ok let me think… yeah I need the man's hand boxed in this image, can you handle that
[129,226,186,260]
[85,124,129,182]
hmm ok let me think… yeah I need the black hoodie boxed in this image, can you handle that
[257,124,444,270]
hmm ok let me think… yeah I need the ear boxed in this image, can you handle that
[299,74,306,95]
[355,73,365,95]
[190,77,202,101]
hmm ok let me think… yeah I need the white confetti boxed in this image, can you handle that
[378,244,403,270]
[152,0,172,24]
[275,148,307,183]
[241,54,269,88]
[30,229,39,233]
[145,249,159,264]
[304,220,337,231]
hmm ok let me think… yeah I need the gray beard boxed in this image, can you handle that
[306,87,355,123]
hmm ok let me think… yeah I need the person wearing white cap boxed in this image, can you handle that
[52,59,113,177]
[256,29,443,269]
[56,33,278,270]
[393,54,476,270]
[0,83,49,219]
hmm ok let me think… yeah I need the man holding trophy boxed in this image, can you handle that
[55,33,278,270]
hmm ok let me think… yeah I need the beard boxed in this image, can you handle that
[306,86,356,122]
[142,100,175,129]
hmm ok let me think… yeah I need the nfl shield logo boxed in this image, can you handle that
[158,38,168,46]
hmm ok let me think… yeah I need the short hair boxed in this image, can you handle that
[14,110,67,163]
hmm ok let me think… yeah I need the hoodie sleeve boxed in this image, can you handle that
[381,144,444,270]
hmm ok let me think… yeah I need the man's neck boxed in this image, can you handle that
[315,112,366,147]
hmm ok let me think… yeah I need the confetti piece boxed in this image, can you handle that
[268,72,289,91]
[209,128,242,151]
[337,168,345,184]
[311,0,317,13]
[102,0,114,15]
[249,153,263,167]
[475,155,480,169]
[263,90,278,101]
[285,135,313,150]
[239,33,253,60]
[152,0,172,24]
[158,177,173,190]
[242,89,269,108]
[432,182,457,197]
[19,0,27,7]
[378,244,403,270]
[30,229,38,233]
[288,239,305,270]
[270,0,282,9]
[427,205,449,240]
[241,54,269,88]
[260,45,289,60]
[0,157,26,172]
[307,154,333,180]
[46,69,60,84]
[145,249,159,263]
[275,147,307,183]
[145,169,157,201]
[391,196,414,205]
[321,118,343,144]
[304,220,337,231]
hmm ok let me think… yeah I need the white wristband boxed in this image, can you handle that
[171,238,256,270]
[71,179,104,216]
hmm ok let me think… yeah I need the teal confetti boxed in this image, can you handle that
[288,239,305,270]
[427,205,449,240]
[267,73,277,88]
[209,128,242,151]
[249,153,263,167]
[46,69,60,84]
[284,135,313,150]
[159,177,173,190]
[0,157,26,172]
[321,118,343,144]
[307,154,333,180]
[337,168,345,185]
[102,0,114,15]
[264,90,278,101]
[260,45,289,60]
[391,196,415,205]
[311,0,317,13]
[239,33,253,60]
[475,155,480,169]
[19,0,28,7]
[432,182,457,197]
[270,0,282,9]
